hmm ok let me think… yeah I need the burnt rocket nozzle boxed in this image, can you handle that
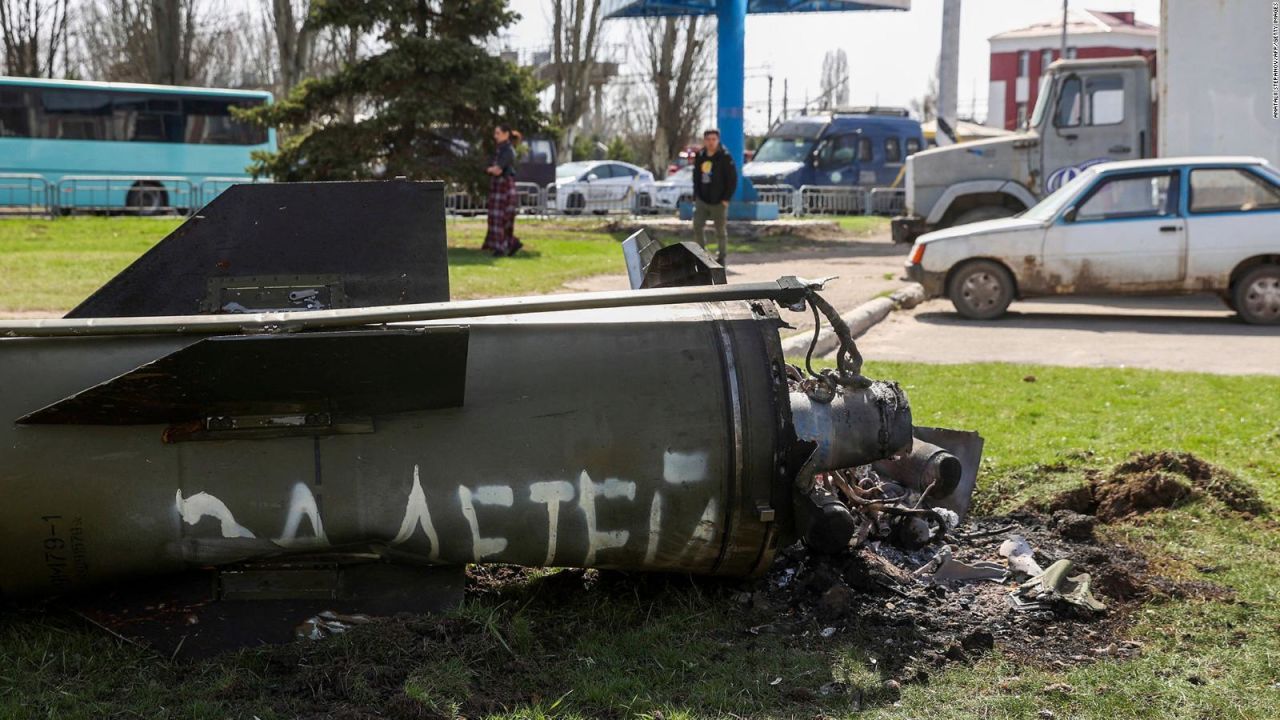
[789,381,914,485]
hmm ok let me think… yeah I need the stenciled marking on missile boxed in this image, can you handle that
[663,450,709,485]
[529,480,575,565]
[276,482,328,547]
[676,498,720,562]
[579,471,637,565]
[391,464,441,560]
[176,490,256,539]
[643,492,664,565]
[459,485,514,561]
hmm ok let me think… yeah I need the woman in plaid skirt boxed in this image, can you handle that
[482,124,523,257]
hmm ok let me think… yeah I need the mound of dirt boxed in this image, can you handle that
[1047,452,1268,521]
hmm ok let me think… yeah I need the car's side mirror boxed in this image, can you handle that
[1063,206,1078,223]
[587,173,598,182]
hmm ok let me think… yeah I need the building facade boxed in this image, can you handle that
[986,10,1157,131]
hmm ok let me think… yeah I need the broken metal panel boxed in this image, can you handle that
[18,328,469,425]
[64,180,450,319]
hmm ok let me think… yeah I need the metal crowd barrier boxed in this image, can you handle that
[0,174,53,216]
[869,188,906,216]
[797,185,867,215]
[56,175,197,215]
[753,184,797,214]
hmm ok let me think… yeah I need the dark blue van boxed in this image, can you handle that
[743,107,924,188]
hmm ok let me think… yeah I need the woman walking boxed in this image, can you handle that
[482,124,523,257]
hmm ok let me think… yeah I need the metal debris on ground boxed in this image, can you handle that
[296,610,372,641]
[1009,559,1106,612]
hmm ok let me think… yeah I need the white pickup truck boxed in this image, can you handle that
[904,157,1280,325]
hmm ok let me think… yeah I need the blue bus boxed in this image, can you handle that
[743,107,923,189]
[0,77,275,213]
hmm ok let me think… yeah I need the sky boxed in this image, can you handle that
[501,0,1161,133]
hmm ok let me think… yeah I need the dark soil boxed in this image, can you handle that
[1046,451,1269,521]
[750,510,1230,687]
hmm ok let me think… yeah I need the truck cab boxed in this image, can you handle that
[892,57,1152,243]
[744,108,924,190]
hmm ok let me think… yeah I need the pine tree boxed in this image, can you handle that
[242,0,545,185]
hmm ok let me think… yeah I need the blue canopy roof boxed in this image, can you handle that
[604,0,908,17]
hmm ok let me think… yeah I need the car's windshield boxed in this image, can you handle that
[752,137,813,163]
[556,162,594,179]
[1021,168,1099,222]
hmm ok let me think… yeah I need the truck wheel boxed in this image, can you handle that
[1233,265,1280,325]
[952,205,1016,227]
[948,260,1015,320]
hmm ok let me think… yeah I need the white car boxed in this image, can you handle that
[654,165,694,209]
[552,160,657,214]
[906,156,1280,324]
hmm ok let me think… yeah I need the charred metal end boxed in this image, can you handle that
[873,439,964,500]
[789,381,914,490]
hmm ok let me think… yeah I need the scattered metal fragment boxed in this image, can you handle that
[999,535,1045,578]
[296,610,372,641]
[1010,559,1107,612]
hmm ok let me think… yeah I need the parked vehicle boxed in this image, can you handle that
[894,0,1280,244]
[552,160,657,214]
[743,107,923,190]
[0,76,274,213]
[666,144,700,176]
[514,136,557,187]
[905,157,1280,324]
[654,165,693,209]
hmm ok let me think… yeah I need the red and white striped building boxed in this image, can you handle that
[986,9,1157,131]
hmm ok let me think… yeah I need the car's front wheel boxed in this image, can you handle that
[948,259,1015,320]
[1233,264,1280,325]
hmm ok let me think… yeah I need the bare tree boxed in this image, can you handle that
[634,16,711,178]
[76,0,226,85]
[268,0,317,96]
[909,56,939,122]
[549,0,602,160]
[818,48,848,110]
[0,0,70,77]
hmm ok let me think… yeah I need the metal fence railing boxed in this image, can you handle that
[0,174,53,216]
[56,176,198,215]
[0,175,906,221]
[869,187,906,216]
[797,185,867,216]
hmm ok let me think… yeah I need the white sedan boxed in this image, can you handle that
[654,165,694,209]
[906,156,1280,324]
[552,160,658,214]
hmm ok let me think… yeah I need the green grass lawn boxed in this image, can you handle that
[1,362,1276,719]
[0,215,882,312]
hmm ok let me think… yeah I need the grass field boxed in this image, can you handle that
[1,362,1276,719]
[0,215,886,312]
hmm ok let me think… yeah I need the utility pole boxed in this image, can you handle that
[936,0,961,146]
[782,78,789,121]
[1060,0,1068,58]
[767,74,774,129]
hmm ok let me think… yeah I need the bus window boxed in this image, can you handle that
[884,137,902,163]
[112,94,184,143]
[185,98,266,145]
[905,137,921,156]
[0,89,33,138]
[41,89,112,140]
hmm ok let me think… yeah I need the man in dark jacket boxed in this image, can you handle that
[691,128,737,265]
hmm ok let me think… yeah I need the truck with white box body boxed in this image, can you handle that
[891,0,1280,244]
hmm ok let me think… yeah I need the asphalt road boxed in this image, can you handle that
[860,294,1280,375]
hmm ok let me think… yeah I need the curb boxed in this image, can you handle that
[779,283,925,358]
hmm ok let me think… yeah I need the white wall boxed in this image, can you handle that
[1159,0,1280,165]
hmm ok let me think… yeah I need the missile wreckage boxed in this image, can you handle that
[0,181,981,631]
